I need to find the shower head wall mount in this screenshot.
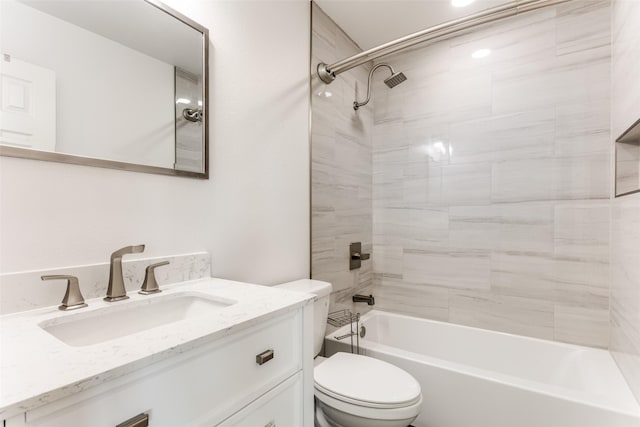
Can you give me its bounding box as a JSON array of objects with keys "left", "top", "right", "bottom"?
[{"left": 353, "top": 63, "right": 407, "bottom": 111}]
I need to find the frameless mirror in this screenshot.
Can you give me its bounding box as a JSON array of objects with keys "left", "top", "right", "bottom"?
[{"left": 0, "top": 0, "right": 209, "bottom": 178}]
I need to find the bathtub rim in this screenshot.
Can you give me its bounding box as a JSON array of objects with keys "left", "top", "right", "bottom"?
[{"left": 325, "top": 309, "right": 640, "bottom": 418}]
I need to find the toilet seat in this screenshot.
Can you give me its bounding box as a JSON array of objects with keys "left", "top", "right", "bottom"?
[
  {"left": 315, "top": 387, "right": 423, "bottom": 421},
  {"left": 314, "top": 352, "right": 422, "bottom": 420}
]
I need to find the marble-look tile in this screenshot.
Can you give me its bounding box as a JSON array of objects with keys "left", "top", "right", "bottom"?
[
  {"left": 374, "top": 207, "right": 449, "bottom": 244},
  {"left": 554, "top": 304, "right": 609, "bottom": 348},
  {"left": 449, "top": 108, "right": 555, "bottom": 164},
  {"left": 0, "top": 252, "right": 211, "bottom": 315},
  {"left": 495, "top": 202, "right": 555, "bottom": 254},
  {"left": 449, "top": 290, "right": 555, "bottom": 340},
  {"left": 490, "top": 252, "right": 557, "bottom": 302},
  {"left": 371, "top": 278, "right": 449, "bottom": 321},
  {"left": 553, "top": 201, "right": 610, "bottom": 260},
  {"left": 448, "top": 205, "right": 499, "bottom": 251},
  {"left": 372, "top": 244, "right": 403, "bottom": 278},
  {"left": 555, "top": 101, "right": 611, "bottom": 157},
  {"left": 552, "top": 256, "right": 609, "bottom": 309},
  {"left": 492, "top": 45, "right": 609, "bottom": 115},
  {"left": 450, "top": 7, "right": 557, "bottom": 73},
  {"left": 314, "top": 0, "right": 614, "bottom": 349},
  {"left": 556, "top": 0, "right": 611, "bottom": 56},
  {"left": 610, "top": 190, "right": 640, "bottom": 401},
  {"left": 612, "top": 0, "right": 640, "bottom": 137},
  {"left": 404, "top": 248, "right": 491, "bottom": 290},
  {"left": 491, "top": 155, "right": 610, "bottom": 202},
  {"left": 442, "top": 163, "right": 492, "bottom": 205},
  {"left": 311, "top": 5, "right": 373, "bottom": 313}
]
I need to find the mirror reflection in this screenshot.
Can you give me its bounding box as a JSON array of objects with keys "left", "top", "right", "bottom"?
[{"left": 0, "top": 0, "right": 208, "bottom": 177}]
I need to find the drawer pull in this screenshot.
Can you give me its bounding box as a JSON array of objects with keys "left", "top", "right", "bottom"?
[
  {"left": 116, "top": 413, "right": 148, "bottom": 427},
  {"left": 256, "top": 349, "right": 274, "bottom": 365}
]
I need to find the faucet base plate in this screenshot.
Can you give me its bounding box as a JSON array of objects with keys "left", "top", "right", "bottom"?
[
  {"left": 59, "top": 303, "right": 88, "bottom": 311},
  {"left": 104, "top": 295, "right": 130, "bottom": 302},
  {"left": 138, "top": 289, "right": 162, "bottom": 295}
]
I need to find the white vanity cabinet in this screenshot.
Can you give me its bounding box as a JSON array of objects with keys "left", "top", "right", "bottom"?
[{"left": 4, "top": 308, "right": 312, "bottom": 427}]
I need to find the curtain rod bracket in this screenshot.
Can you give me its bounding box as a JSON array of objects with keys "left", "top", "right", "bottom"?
[{"left": 317, "top": 63, "right": 336, "bottom": 84}]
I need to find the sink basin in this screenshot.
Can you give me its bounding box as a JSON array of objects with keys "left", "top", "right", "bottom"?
[{"left": 39, "top": 293, "right": 235, "bottom": 347}]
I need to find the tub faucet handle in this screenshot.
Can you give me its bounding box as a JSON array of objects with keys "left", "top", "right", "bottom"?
[
  {"left": 139, "top": 261, "right": 169, "bottom": 295},
  {"left": 42, "top": 275, "right": 87, "bottom": 311},
  {"left": 349, "top": 242, "right": 371, "bottom": 270}
]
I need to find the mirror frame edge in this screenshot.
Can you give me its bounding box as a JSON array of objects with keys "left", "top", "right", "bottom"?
[{"left": 0, "top": 0, "right": 210, "bottom": 180}]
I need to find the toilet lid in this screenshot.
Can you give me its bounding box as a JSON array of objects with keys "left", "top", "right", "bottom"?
[{"left": 314, "top": 352, "right": 421, "bottom": 407}]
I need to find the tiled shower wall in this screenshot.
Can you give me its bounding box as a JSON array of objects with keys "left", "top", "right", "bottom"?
[
  {"left": 369, "top": 0, "right": 612, "bottom": 347},
  {"left": 311, "top": 3, "right": 374, "bottom": 314},
  {"left": 610, "top": 0, "right": 640, "bottom": 402}
]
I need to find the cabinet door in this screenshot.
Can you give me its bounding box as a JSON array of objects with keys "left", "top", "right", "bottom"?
[{"left": 217, "top": 373, "right": 302, "bottom": 427}]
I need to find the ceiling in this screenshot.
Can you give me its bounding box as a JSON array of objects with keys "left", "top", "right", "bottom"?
[{"left": 314, "top": 0, "right": 514, "bottom": 51}]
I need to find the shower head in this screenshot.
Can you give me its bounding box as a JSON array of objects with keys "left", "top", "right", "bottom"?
[
  {"left": 354, "top": 63, "right": 407, "bottom": 110},
  {"left": 384, "top": 71, "right": 407, "bottom": 88}
]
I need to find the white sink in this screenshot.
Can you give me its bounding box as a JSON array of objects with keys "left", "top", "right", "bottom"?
[{"left": 39, "top": 292, "right": 236, "bottom": 346}]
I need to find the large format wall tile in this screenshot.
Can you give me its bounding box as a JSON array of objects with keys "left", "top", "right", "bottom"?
[
  {"left": 311, "top": 4, "right": 373, "bottom": 315},
  {"left": 370, "top": 0, "right": 612, "bottom": 348},
  {"left": 610, "top": 0, "right": 640, "bottom": 403}
]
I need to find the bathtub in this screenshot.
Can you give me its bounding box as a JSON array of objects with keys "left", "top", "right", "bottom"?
[{"left": 324, "top": 310, "right": 640, "bottom": 427}]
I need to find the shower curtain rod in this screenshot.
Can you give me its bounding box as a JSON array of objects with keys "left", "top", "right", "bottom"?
[{"left": 317, "top": 0, "right": 571, "bottom": 84}]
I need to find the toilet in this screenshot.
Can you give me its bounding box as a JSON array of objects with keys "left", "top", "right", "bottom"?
[{"left": 276, "top": 279, "right": 422, "bottom": 427}]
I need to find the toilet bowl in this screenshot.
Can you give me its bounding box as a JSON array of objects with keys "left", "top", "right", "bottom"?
[
  {"left": 314, "top": 352, "right": 422, "bottom": 427},
  {"left": 276, "top": 280, "right": 422, "bottom": 427}
]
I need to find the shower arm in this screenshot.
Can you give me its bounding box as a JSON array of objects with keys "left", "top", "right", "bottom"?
[
  {"left": 354, "top": 64, "right": 395, "bottom": 110},
  {"left": 317, "top": 0, "right": 571, "bottom": 84}
]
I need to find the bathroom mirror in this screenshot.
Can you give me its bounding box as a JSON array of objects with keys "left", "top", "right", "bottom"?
[
  {"left": 0, "top": 0, "right": 209, "bottom": 178},
  {"left": 615, "top": 118, "right": 640, "bottom": 197}
]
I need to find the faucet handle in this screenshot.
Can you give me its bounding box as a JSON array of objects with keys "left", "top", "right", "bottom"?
[
  {"left": 42, "top": 275, "right": 87, "bottom": 311},
  {"left": 139, "top": 261, "right": 169, "bottom": 295}
]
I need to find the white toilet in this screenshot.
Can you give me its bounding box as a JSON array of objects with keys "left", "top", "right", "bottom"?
[{"left": 276, "top": 279, "right": 422, "bottom": 427}]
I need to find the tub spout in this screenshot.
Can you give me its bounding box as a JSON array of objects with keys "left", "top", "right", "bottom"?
[{"left": 353, "top": 294, "right": 375, "bottom": 306}]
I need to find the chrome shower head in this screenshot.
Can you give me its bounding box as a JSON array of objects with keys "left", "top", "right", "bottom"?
[
  {"left": 384, "top": 72, "right": 407, "bottom": 88},
  {"left": 354, "top": 63, "right": 407, "bottom": 110}
]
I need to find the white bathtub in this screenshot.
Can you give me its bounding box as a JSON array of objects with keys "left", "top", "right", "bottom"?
[{"left": 324, "top": 310, "right": 640, "bottom": 427}]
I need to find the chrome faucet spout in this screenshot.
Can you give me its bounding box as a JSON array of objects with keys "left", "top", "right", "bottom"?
[{"left": 105, "top": 244, "right": 145, "bottom": 302}]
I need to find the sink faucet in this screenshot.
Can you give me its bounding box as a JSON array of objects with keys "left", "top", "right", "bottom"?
[{"left": 104, "top": 245, "right": 145, "bottom": 302}]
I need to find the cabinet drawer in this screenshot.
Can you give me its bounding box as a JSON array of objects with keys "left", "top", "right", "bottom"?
[
  {"left": 217, "top": 372, "right": 302, "bottom": 427},
  {"left": 27, "top": 311, "right": 302, "bottom": 427}
]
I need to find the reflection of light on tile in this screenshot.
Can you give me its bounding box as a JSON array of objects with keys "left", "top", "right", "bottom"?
[
  {"left": 316, "top": 90, "right": 333, "bottom": 98},
  {"left": 452, "top": 0, "right": 475, "bottom": 7},
  {"left": 423, "top": 140, "right": 450, "bottom": 162},
  {"left": 472, "top": 49, "right": 492, "bottom": 59},
  {"left": 176, "top": 98, "right": 191, "bottom": 104},
  {"left": 198, "top": 100, "right": 203, "bottom": 106}
]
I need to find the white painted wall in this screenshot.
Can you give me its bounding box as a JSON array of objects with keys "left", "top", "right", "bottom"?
[{"left": 0, "top": 0, "right": 310, "bottom": 286}]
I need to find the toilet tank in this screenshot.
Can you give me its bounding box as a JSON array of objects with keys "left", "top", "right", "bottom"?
[{"left": 275, "top": 279, "right": 332, "bottom": 357}]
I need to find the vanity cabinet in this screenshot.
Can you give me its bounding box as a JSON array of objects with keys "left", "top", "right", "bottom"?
[{"left": 6, "top": 309, "right": 310, "bottom": 427}]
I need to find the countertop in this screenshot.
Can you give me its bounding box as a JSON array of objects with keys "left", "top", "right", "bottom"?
[{"left": 0, "top": 278, "right": 314, "bottom": 420}]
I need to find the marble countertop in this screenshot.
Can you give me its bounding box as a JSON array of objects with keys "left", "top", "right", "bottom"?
[{"left": 0, "top": 278, "right": 314, "bottom": 420}]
